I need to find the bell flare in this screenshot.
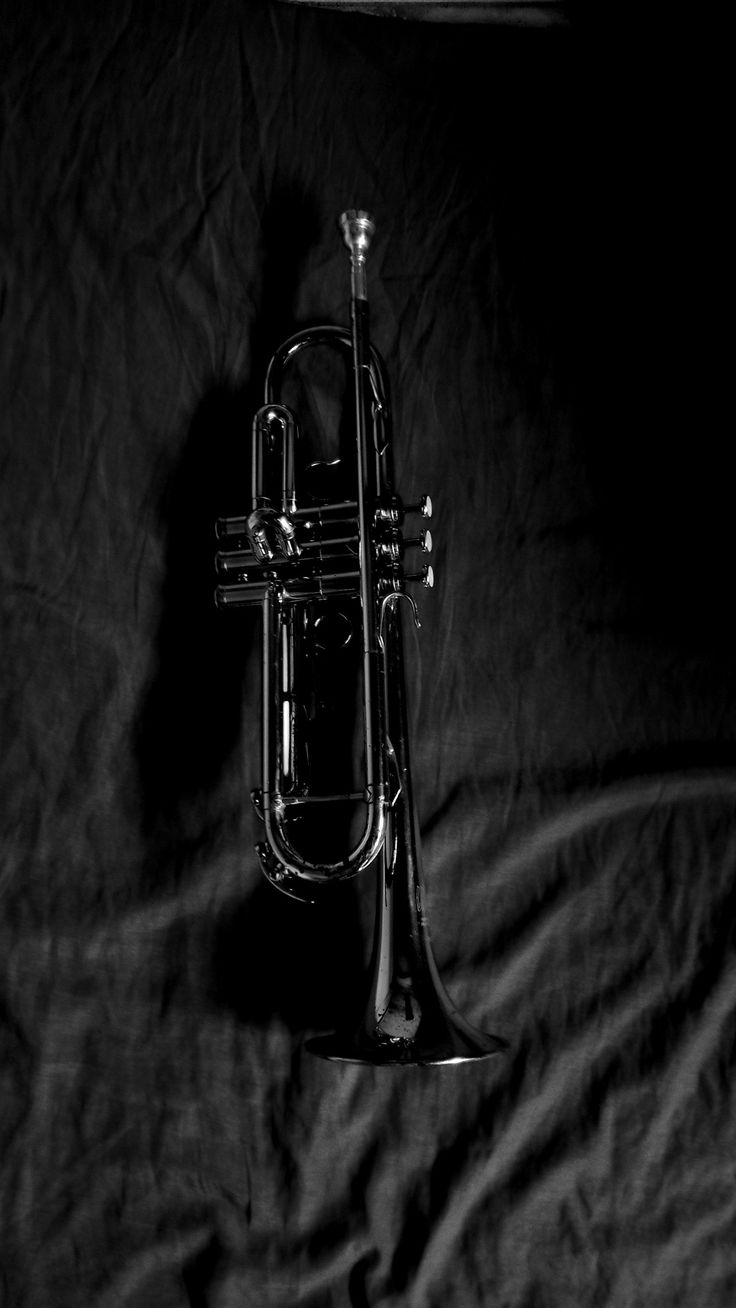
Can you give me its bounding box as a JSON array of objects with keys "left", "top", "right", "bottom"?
[
  {"left": 304, "top": 1031, "right": 508, "bottom": 1068},
  {"left": 305, "top": 1018, "right": 508, "bottom": 1067},
  {"left": 305, "top": 951, "right": 508, "bottom": 1067},
  {"left": 303, "top": 807, "right": 508, "bottom": 1067}
]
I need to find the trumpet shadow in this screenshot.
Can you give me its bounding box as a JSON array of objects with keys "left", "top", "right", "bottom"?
[
  {"left": 132, "top": 185, "right": 323, "bottom": 874},
  {"left": 133, "top": 185, "right": 369, "bottom": 1027},
  {"left": 210, "top": 877, "right": 367, "bottom": 1032},
  {"left": 132, "top": 382, "right": 255, "bottom": 873}
]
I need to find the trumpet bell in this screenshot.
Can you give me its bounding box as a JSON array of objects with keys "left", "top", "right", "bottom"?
[
  {"left": 305, "top": 802, "right": 508, "bottom": 1066},
  {"left": 305, "top": 980, "right": 508, "bottom": 1066}
]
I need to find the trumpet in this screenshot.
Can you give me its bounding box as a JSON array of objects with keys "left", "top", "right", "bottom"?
[{"left": 215, "top": 210, "right": 507, "bottom": 1065}]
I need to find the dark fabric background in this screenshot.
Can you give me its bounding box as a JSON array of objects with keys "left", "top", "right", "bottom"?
[{"left": 1, "top": 4, "right": 734, "bottom": 1305}]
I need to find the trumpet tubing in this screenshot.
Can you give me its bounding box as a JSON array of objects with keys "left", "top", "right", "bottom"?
[{"left": 215, "top": 210, "right": 507, "bottom": 1065}]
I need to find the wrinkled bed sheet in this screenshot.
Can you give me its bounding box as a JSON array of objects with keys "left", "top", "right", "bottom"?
[{"left": 1, "top": 4, "right": 734, "bottom": 1305}]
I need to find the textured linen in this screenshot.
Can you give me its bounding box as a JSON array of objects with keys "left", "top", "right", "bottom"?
[{"left": 1, "top": 5, "right": 733, "bottom": 1305}]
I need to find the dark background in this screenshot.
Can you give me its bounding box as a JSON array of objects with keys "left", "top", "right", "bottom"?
[{"left": 1, "top": 3, "right": 734, "bottom": 1305}]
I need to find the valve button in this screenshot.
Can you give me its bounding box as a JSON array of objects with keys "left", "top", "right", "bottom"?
[{"left": 405, "top": 564, "right": 434, "bottom": 589}]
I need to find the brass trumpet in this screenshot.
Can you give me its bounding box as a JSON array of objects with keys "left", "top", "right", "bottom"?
[{"left": 215, "top": 210, "right": 507, "bottom": 1065}]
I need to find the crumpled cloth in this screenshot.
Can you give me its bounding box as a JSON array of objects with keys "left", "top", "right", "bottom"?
[{"left": 1, "top": 3, "right": 733, "bottom": 1304}]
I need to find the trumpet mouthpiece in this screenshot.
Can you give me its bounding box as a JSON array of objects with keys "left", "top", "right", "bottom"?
[{"left": 340, "top": 210, "right": 375, "bottom": 259}]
